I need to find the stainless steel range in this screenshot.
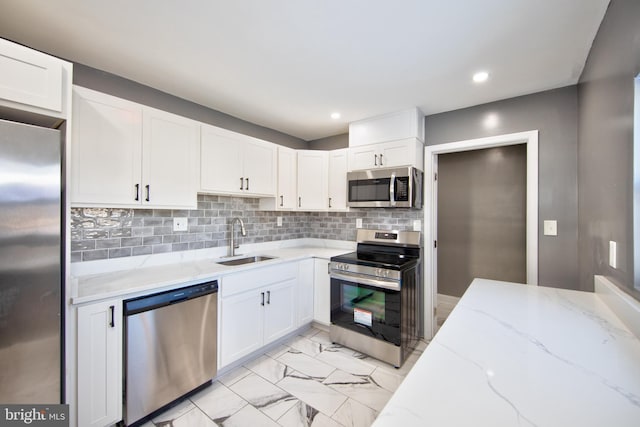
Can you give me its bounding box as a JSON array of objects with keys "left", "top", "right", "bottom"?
[{"left": 329, "top": 229, "right": 421, "bottom": 368}]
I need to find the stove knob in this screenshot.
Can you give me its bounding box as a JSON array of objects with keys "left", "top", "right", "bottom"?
[{"left": 344, "top": 264, "right": 349, "bottom": 271}]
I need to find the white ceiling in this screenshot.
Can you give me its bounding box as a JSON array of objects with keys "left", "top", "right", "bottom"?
[{"left": 0, "top": 0, "right": 609, "bottom": 141}]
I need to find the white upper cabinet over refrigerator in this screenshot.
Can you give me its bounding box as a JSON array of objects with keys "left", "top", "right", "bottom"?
[
  {"left": 200, "top": 124, "right": 276, "bottom": 197},
  {"left": 71, "top": 86, "right": 199, "bottom": 209}
]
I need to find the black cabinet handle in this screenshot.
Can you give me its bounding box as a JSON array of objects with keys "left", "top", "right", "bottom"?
[
  {"left": 328, "top": 197, "right": 332, "bottom": 208},
  {"left": 109, "top": 305, "right": 115, "bottom": 328},
  {"left": 379, "top": 153, "right": 384, "bottom": 166},
  {"left": 246, "top": 178, "right": 249, "bottom": 191},
  {"left": 145, "top": 185, "right": 150, "bottom": 202},
  {"left": 240, "top": 177, "right": 244, "bottom": 190},
  {"left": 134, "top": 184, "right": 140, "bottom": 201},
  {"left": 261, "top": 292, "right": 265, "bottom": 306},
  {"left": 280, "top": 195, "right": 284, "bottom": 207},
  {"left": 298, "top": 197, "right": 301, "bottom": 208},
  {"left": 374, "top": 154, "right": 378, "bottom": 166},
  {"left": 266, "top": 290, "right": 271, "bottom": 305}
]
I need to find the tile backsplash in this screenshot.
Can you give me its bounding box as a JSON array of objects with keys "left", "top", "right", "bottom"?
[{"left": 70, "top": 194, "right": 422, "bottom": 262}]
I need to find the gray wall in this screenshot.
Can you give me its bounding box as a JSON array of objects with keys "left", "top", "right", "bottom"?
[
  {"left": 577, "top": 0, "right": 640, "bottom": 298},
  {"left": 73, "top": 63, "right": 308, "bottom": 149},
  {"left": 308, "top": 133, "right": 349, "bottom": 150},
  {"left": 425, "top": 86, "right": 579, "bottom": 290}
]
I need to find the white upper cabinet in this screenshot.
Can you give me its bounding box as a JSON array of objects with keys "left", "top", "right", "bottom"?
[
  {"left": 349, "top": 107, "right": 424, "bottom": 147},
  {"left": 71, "top": 86, "right": 199, "bottom": 208},
  {"left": 201, "top": 124, "right": 276, "bottom": 197},
  {"left": 142, "top": 107, "right": 200, "bottom": 208},
  {"left": 328, "top": 148, "right": 348, "bottom": 210},
  {"left": 349, "top": 138, "right": 424, "bottom": 171},
  {"left": 0, "top": 38, "right": 68, "bottom": 117},
  {"left": 259, "top": 146, "right": 297, "bottom": 210},
  {"left": 297, "top": 150, "right": 329, "bottom": 210}
]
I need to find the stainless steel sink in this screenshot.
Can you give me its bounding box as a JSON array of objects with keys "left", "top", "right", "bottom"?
[{"left": 216, "top": 255, "right": 275, "bottom": 266}]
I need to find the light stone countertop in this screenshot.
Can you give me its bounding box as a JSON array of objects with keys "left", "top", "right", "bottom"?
[
  {"left": 70, "top": 238, "right": 354, "bottom": 304},
  {"left": 373, "top": 278, "right": 640, "bottom": 427}
]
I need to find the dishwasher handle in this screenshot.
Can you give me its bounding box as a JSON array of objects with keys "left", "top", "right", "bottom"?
[{"left": 124, "top": 280, "right": 218, "bottom": 315}]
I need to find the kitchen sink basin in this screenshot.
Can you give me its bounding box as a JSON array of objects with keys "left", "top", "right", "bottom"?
[{"left": 216, "top": 255, "right": 275, "bottom": 266}]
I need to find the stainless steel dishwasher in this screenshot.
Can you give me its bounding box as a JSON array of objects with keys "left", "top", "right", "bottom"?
[{"left": 124, "top": 280, "right": 218, "bottom": 426}]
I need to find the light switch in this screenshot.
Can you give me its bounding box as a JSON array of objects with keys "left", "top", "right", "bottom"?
[
  {"left": 356, "top": 218, "right": 363, "bottom": 228},
  {"left": 609, "top": 241, "right": 617, "bottom": 269},
  {"left": 277, "top": 216, "right": 283, "bottom": 227},
  {"left": 543, "top": 220, "right": 557, "bottom": 236},
  {"left": 173, "top": 217, "right": 188, "bottom": 232},
  {"left": 413, "top": 220, "right": 422, "bottom": 231}
]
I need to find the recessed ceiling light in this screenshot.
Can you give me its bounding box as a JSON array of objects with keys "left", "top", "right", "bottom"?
[
  {"left": 473, "top": 71, "right": 489, "bottom": 83},
  {"left": 330, "top": 112, "right": 341, "bottom": 119}
]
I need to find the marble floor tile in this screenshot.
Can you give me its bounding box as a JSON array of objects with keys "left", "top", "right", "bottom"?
[
  {"left": 228, "top": 373, "right": 297, "bottom": 421},
  {"left": 218, "top": 366, "right": 252, "bottom": 387},
  {"left": 277, "top": 371, "right": 348, "bottom": 416},
  {"left": 278, "top": 400, "right": 343, "bottom": 427},
  {"left": 316, "top": 348, "right": 376, "bottom": 376},
  {"left": 300, "top": 327, "right": 322, "bottom": 338},
  {"left": 323, "top": 370, "right": 393, "bottom": 412},
  {"left": 190, "top": 381, "right": 248, "bottom": 423},
  {"left": 277, "top": 349, "right": 336, "bottom": 380},
  {"left": 308, "top": 330, "right": 333, "bottom": 347},
  {"left": 220, "top": 404, "right": 281, "bottom": 427},
  {"left": 289, "top": 335, "right": 324, "bottom": 357},
  {"left": 369, "top": 367, "right": 405, "bottom": 393},
  {"left": 151, "top": 399, "right": 195, "bottom": 424},
  {"left": 332, "top": 398, "right": 378, "bottom": 427},
  {"left": 154, "top": 406, "right": 216, "bottom": 427},
  {"left": 245, "top": 354, "right": 291, "bottom": 384},
  {"left": 266, "top": 343, "right": 292, "bottom": 359}
]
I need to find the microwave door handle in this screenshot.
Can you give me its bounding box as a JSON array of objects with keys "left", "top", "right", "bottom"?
[{"left": 389, "top": 172, "right": 396, "bottom": 206}]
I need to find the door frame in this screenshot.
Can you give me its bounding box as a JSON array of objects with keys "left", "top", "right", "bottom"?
[{"left": 423, "top": 130, "right": 539, "bottom": 339}]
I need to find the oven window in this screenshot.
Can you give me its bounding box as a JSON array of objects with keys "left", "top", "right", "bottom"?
[
  {"left": 330, "top": 278, "right": 401, "bottom": 345},
  {"left": 349, "top": 178, "right": 391, "bottom": 202},
  {"left": 341, "top": 283, "right": 386, "bottom": 323}
]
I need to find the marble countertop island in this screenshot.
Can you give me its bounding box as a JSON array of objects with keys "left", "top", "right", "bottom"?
[{"left": 373, "top": 278, "right": 640, "bottom": 427}]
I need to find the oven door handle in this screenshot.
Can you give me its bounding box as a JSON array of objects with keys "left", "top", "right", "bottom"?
[{"left": 330, "top": 271, "right": 401, "bottom": 291}]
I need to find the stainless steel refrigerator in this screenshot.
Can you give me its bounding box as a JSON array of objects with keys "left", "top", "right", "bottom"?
[{"left": 0, "top": 118, "right": 62, "bottom": 404}]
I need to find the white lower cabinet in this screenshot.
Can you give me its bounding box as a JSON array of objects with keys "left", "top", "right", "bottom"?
[
  {"left": 76, "top": 299, "right": 122, "bottom": 427},
  {"left": 313, "top": 258, "right": 331, "bottom": 325},
  {"left": 219, "top": 263, "right": 297, "bottom": 368},
  {"left": 298, "top": 259, "right": 314, "bottom": 325}
]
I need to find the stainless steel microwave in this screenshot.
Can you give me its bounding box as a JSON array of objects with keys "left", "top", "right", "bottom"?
[{"left": 347, "top": 166, "right": 423, "bottom": 208}]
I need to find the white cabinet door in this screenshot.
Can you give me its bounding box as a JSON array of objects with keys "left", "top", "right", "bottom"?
[
  {"left": 201, "top": 125, "right": 276, "bottom": 197},
  {"left": 0, "top": 38, "right": 63, "bottom": 113},
  {"left": 200, "top": 124, "right": 244, "bottom": 194},
  {"left": 142, "top": 107, "right": 199, "bottom": 208},
  {"left": 328, "top": 149, "right": 348, "bottom": 210},
  {"left": 297, "top": 259, "right": 314, "bottom": 326},
  {"left": 277, "top": 146, "right": 297, "bottom": 209},
  {"left": 71, "top": 86, "right": 142, "bottom": 206},
  {"left": 263, "top": 279, "right": 297, "bottom": 343},
  {"left": 297, "top": 150, "right": 328, "bottom": 210},
  {"left": 243, "top": 137, "right": 276, "bottom": 196},
  {"left": 219, "top": 290, "right": 264, "bottom": 367},
  {"left": 77, "top": 299, "right": 122, "bottom": 427},
  {"left": 348, "top": 138, "right": 424, "bottom": 171},
  {"left": 313, "top": 259, "right": 331, "bottom": 326}
]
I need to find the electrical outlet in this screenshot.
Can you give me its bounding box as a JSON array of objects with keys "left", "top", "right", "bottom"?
[
  {"left": 543, "top": 220, "right": 557, "bottom": 236},
  {"left": 356, "top": 218, "right": 363, "bottom": 228},
  {"left": 609, "top": 241, "right": 617, "bottom": 268},
  {"left": 277, "top": 216, "right": 283, "bottom": 227},
  {"left": 413, "top": 220, "right": 422, "bottom": 231},
  {"left": 173, "top": 217, "right": 188, "bottom": 232}
]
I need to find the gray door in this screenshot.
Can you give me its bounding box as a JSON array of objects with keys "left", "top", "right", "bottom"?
[
  {"left": 0, "top": 119, "right": 62, "bottom": 404},
  {"left": 437, "top": 144, "right": 527, "bottom": 298}
]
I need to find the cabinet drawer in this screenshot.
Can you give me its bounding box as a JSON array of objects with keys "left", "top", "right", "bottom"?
[{"left": 221, "top": 262, "right": 297, "bottom": 297}]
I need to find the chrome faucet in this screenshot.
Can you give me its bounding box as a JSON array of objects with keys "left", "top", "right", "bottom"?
[{"left": 229, "top": 217, "right": 247, "bottom": 257}]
